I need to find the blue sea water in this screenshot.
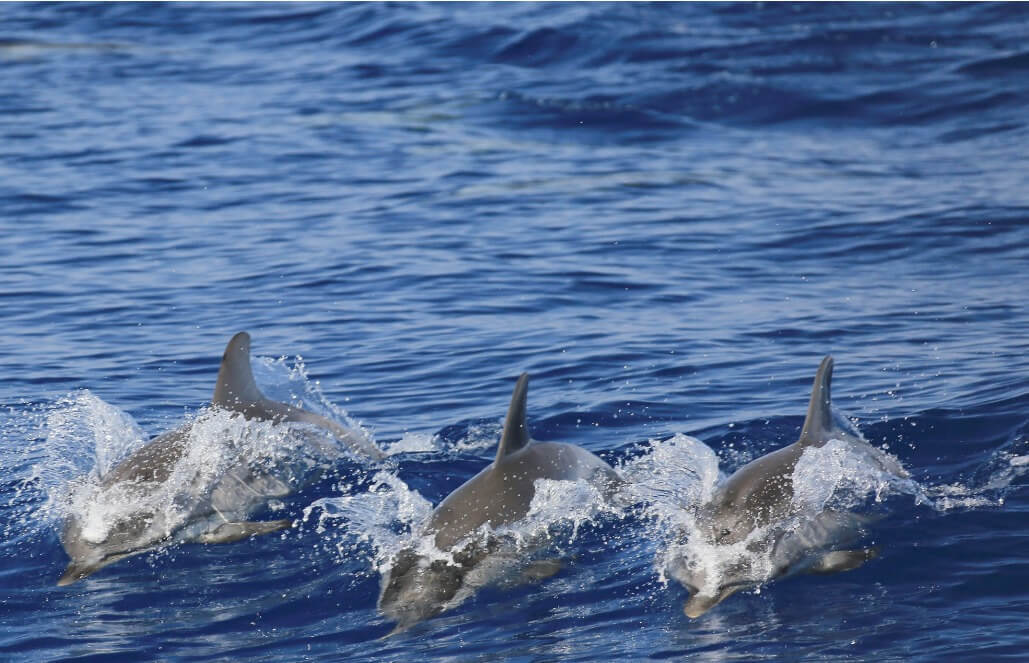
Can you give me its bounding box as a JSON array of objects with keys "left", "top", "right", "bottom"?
[{"left": 1, "top": 2, "right": 1028, "bottom": 660}]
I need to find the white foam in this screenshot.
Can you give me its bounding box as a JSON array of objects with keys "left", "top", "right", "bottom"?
[
  {"left": 305, "top": 466, "right": 630, "bottom": 585},
  {"left": 44, "top": 390, "right": 145, "bottom": 481},
  {"left": 252, "top": 355, "right": 377, "bottom": 456},
  {"left": 304, "top": 471, "right": 434, "bottom": 571},
  {"left": 617, "top": 433, "right": 722, "bottom": 520},
  {"left": 793, "top": 438, "right": 922, "bottom": 512},
  {"left": 382, "top": 432, "right": 438, "bottom": 455},
  {"left": 921, "top": 436, "right": 1028, "bottom": 511},
  {"left": 450, "top": 421, "right": 504, "bottom": 453}
]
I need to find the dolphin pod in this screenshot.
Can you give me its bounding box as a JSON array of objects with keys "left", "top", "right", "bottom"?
[
  {"left": 55, "top": 336, "right": 904, "bottom": 625},
  {"left": 57, "top": 332, "right": 384, "bottom": 586}
]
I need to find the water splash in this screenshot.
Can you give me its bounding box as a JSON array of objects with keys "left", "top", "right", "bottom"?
[
  {"left": 381, "top": 432, "right": 438, "bottom": 455},
  {"left": 925, "top": 427, "right": 1029, "bottom": 510},
  {"left": 304, "top": 470, "right": 434, "bottom": 571},
  {"left": 305, "top": 470, "right": 626, "bottom": 576},
  {"left": 252, "top": 355, "right": 377, "bottom": 455},
  {"left": 793, "top": 438, "right": 926, "bottom": 513},
  {"left": 368, "top": 421, "right": 506, "bottom": 457},
  {"left": 44, "top": 390, "right": 147, "bottom": 481},
  {"left": 617, "top": 433, "right": 722, "bottom": 515}
]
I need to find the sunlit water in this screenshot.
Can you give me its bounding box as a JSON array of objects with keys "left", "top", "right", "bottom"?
[{"left": 1, "top": 3, "right": 1028, "bottom": 661}]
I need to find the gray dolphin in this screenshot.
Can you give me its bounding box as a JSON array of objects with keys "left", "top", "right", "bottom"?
[
  {"left": 377, "top": 373, "right": 622, "bottom": 630},
  {"left": 668, "top": 356, "right": 905, "bottom": 618},
  {"left": 58, "top": 331, "right": 384, "bottom": 586}
]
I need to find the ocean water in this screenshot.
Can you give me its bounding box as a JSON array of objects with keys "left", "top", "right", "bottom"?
[{"left": 1, "top": 2, "right": 1028, "bottom": 660}]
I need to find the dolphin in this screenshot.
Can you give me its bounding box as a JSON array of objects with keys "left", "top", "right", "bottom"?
[
  {"left": 668, "top": 356, "right": 906, "bottom": 618},
  {"left": 377, "top": 373, "right": 622, "bottom": 630},
  {"left": 58, "top": 331, "right": 384, "bottom": 585}
]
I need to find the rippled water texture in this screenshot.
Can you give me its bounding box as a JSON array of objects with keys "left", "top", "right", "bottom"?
[{"left": 1, "top": 3, "right": 1027, "bottom": 661}]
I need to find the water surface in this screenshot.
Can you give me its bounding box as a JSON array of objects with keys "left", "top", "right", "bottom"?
[{"left": 1, "top": 3, "right": 1027, "bottom": 661}]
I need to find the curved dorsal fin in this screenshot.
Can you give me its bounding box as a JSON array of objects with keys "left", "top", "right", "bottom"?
[
  {"left": 495, "top": 373, "right": 531, "bottom": 464},
  {"left": 210, "top": 332, "right": 386, "bottom": 461},
  {"left": 212, "top": 332, "right": 266, "bottom": 409},
  {"left": 798, "top": 356, "right": 834, "bottom": 446}
]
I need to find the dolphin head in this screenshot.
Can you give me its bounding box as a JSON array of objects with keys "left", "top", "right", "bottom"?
[
  {"left": 377, "top": 546, "right": 468, "bottom": 629},
  {"left": 702, "top": 501, "right": 754, "bottom": 547},
  {"left": 665, "top": 544, "right": 741, "bottom": 619},
  {"left": 666, "top": 503, "right": 775, "bottom": 619},
  {"left": 667, "top": 532, "right": 757, "bottom": 619},
  {"left": 57, "top": 510, "right": 161, "bottom": 586}
]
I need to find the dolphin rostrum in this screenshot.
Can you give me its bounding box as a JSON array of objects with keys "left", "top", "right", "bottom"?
[
  {"left": 668, "top": 356, "right": 906, "bottom": 618},
  {"left": 58, "top": 331, "right": 384, "bottom": 585},
  {"left": 377, "top": 373, "right": 622, "bottom": 630}
]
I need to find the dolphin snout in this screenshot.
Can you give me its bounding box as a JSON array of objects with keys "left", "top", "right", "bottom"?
[
  {"left": 57, "top": 562, "right": 96, "bottom": 586},
  {"left": 683, "top": 596, "right": 716, "bottom": 619},
  {"left": 683, "top": 585, "right": 743, "bottom": 619}
]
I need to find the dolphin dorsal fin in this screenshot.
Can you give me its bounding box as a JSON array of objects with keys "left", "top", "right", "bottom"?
[
  {"left": 212, "top": 332, "right": 266, "bottom": 410},
  {"left": 798, "top": 356, "right": 834, "bottom": 446},
  {"left": 495, "top": 373, "right": 531, "bottom": 463}
]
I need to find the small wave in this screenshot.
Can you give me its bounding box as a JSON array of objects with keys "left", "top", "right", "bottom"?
[
  {"left": 957, "top": 50, "right": 1029, "bottom": 76},
  {"left": 377, "top": 424, "right": 503, "bottom": 456},
  {"left": 382, "top": 431, "right": 438, "bottom": 455}
]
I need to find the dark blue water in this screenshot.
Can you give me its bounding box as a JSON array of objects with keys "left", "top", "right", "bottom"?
[{"left": 2, "top": 2, "right": 1028, "bottom": 660}]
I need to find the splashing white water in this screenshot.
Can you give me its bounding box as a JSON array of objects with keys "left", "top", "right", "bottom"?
[
  {"left": 793, "top": 438, "right": 927, "bottom": 512},
  {"left": 381, "top": 432, "right": 438, "bottom": 455},
  {"left": 44, "top": 390, "right": 146, "bottom": 483},
  {"left": 56, "top": 407, "right": 351, "bottom": 551},
  {"left": 252, "top": 355, "right": 377, "bottom": 454},
  {"left": 616, "top": 434, "right": 723, "bottom": 534},
  {"left": 304, "top": 470, "right": 434, "bottom": 571}
]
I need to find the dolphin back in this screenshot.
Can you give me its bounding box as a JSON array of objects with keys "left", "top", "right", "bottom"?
[{"left": 797, "top": 356, "right": 834, "bottom": 446}]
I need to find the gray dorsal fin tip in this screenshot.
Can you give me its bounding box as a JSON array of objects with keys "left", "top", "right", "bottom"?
[
  {"left": 798, "top": 355, "right": 834, "bottom": 445},
  {"left": 495, "top": 373, "right": 531, "bottom": 463},
  {"left": 212, "top": 331, "right": 266, "bottom": 409}
]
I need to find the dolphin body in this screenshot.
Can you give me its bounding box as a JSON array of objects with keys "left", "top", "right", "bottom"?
[
  {"left": 58, "top": 331, "right": 384, "bottom": 586},
  {"left": 668, "top": 356, "right": 906, "bottom": 618},
  {"left": 377, "top": 374, "right": 622, "bottom": 630}
]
